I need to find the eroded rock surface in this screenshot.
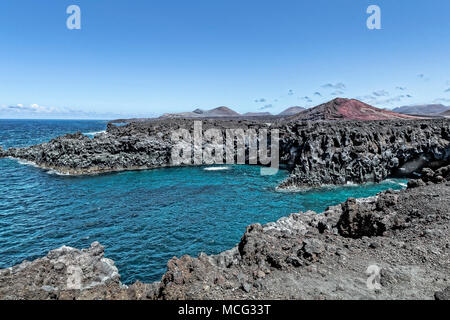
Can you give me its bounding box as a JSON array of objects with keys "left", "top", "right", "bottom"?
[
  {"left": 0, "top": 242, "right": 156, "bottom": 300},
  {"left": 407, "top": 164, "right": 450, "bottom": 188},
  {"left": 1, "top": 119, "right": 450, "bottom": 189},
  {"left": 2, "top": 182, "right": 449, "bottom": 300},
  {"left": 153, "top": 182, "right": 450, "bottom": 300},
  {"left": 277, "top": 120, "right": 450, "bottom": 188}
]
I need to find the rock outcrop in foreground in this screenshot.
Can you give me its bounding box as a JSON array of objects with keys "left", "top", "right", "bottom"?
[
  {"left": 1, "top": 179, "right": 449, "bottom": 300},
  {"left": 0, "top": 242, "right": 155, "bottom": 300}
]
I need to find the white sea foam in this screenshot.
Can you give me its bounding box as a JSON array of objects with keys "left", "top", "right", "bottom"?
[
  {"left": 384, "top": 179, "right": 407, "bottom": 188},
  {"left": 203, "top": 166, "right": 230, "bottom": 171},
  {"left": 16, "top": 159, "right": 39, "bottom": 168},
  {"left": 46, "top": 169, "right": 73, "bottom": 176},
  {"left": 83, "top": 130, "right": 106, "bottom": 136},
  {"left": 13, "top": 157, "right": 72, "bottom": 176}
]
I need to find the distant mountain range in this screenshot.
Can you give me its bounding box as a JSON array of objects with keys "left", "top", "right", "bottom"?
[
  {"left": 157, "top": 98, "right": 430, "bottom": 121},
  {"left": 160, "top": 106, "right": 306, "bottom": 118},
  {"left": 160, "top": 106, "right": 240, "bottom": 118},
  {"left": 392, "top": 104, "right": 450, "bottom": 116},
  {"left": 288, "top": 98, "right": 422, "bottom": 121},
  {"left": 242, "top": 112, "right": 272, "bottom": 117}
]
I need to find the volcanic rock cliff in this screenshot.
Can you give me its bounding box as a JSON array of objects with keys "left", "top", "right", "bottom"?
[
  {"left": 277, "top": 119, "right": 450, "bottom": 188},
  {"left": 1, "top": 117, "right": 449, "bottom": 189}
]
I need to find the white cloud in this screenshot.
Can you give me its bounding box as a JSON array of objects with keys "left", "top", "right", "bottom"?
[
  {"left": 330, "top": 90, "right": 345, "bottom": 96},
  {"left": 372, "top": 90, "right": 389, "bottom": 97},
  {"left": 357, "top": 94, "right": 410, "bottom": 107},
  {"left": 321, "top": 82, "right": 346, "bottom": 90},
  {"left": 3, "top": 103, "right": 67, "bottom": 114},
  {"left": 417, "top": 74, "right": 430, "bottom": 81},
  {"left": 0, "top": 103, "right": 158, "bottom": 119}
]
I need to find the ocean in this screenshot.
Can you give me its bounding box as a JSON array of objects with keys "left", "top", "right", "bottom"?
[{"left": 0, "top": 119, "right": 407, "bottom": 284}]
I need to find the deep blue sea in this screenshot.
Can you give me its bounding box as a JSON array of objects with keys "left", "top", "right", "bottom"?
[{"left": 0, "top": 119, "right": 407, "bottom": 284}]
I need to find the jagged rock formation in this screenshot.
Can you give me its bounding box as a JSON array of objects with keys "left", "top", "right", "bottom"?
[
  {"left": 435, "top": 287, "right": 450, "bottom": 300},
  {"left": 1, "top": 117, "right": 450, "bottom": 188},
  {"left": 407, "top": 164, "right": 450, "bottom": 188},
  {"left": 0, "top": 242, "right": 156, "bottom": 300},
  {"left": 0, "top": 130, "right": 173, "bottom": 175},
  {"left": 0, "top": 119, "right": 272, "bottom": 175},
  {"left": 154, "top": 182, "right": 450, "bottom": 300},
  {"left": 1, "top": 182, "right": 449, "bottom": 300},
  {"left": 277, "top": 119, "right": 450, "bottom": 189}
]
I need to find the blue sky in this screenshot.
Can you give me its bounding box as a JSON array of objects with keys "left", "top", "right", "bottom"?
[{"left": 1, "top": 0, "right": 450, "bottom": 119}]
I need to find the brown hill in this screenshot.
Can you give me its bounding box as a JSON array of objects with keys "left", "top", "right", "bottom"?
[
  {"left": 279, "top": 106, "right": 305, "bottom": 116},
  {"left": 160, "top": 106, "right": 240, "bottom": 118},
  {"left": 207, "top": 106, "right": 240, "bottom": 117},
  {"left": 289, "top": 98, "right": 422, "bottom": 121}
]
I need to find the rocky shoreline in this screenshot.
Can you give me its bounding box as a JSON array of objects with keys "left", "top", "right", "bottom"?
[
  {"left": 1, "top": 118, "right": 450, "bottom": 189},
  {"left": 1, "top": 118, "right": 450, "bottom": 300},
  {"left": 1, "top": 171, "right": 449, "bottom": 300}
]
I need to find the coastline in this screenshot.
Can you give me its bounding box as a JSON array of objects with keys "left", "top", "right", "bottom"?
[
  {"left": 2, "top": 0, "right": 450, "bottom": 306},
  {"left": 2, "top": 118, "right": 450, "bottom": 189},
  {"left": 1, "top": 117, "right": 450, "bottom": 299},
  {"left": 6, "top": 155, "right": 171, "bottom": 176},
  {"left": 1, "top": 176, "right": 449, "bottom": 300}
]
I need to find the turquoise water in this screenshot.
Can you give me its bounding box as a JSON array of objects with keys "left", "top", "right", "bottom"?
[{"left": 0, "top": 120, "right": 407, "bottom": 284}]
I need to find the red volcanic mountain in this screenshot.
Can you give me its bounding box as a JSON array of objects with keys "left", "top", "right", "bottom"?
[{"left": 289, "top": 98, "right": 422, "bottom": 121}]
